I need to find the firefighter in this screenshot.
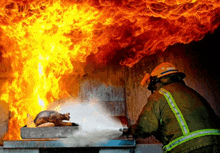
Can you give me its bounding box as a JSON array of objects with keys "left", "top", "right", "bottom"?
[{"left": 128, "top": 62, "right": 220, "bottom": 153}]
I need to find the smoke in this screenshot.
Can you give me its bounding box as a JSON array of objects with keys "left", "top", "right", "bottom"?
[{"left": 48, "top": 98, "right": 124, "bottom": 146}]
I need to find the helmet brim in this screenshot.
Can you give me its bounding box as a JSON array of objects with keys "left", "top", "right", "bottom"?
[
  {"left": 161, "top": 72, "right": 186, "bottom": 80},
  {"left": 141, "top": 72, "right": 186, "bottom": 86},
  {"left": 141, "top": 73, "right": 150, "bottom": 86}
]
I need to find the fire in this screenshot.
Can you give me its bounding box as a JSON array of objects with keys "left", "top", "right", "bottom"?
[
  {"left": 0, "top": 0, "right": 110, "bottom": 140},
  {"left": 0, "top": 0, "right": 219, "bottom": 140}
]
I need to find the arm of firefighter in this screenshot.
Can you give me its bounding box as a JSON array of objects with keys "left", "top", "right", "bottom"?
[{"left": 129, "top": 97, "right": 159, "bottom": 139}]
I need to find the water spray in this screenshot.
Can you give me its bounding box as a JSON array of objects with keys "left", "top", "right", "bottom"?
[{"left": 47, "top": 98, "right": 127, "bottom": 146}]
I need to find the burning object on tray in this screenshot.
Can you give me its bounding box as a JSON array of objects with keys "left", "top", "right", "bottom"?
[
  {"left": 21, "top": 110, "right": 79, "bottom": 139},
  {"left": 34, "top": 110, "right": 71, "bottom": 127}
]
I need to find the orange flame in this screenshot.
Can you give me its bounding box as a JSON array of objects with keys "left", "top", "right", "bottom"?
[
  {"left": 0, "top": 0, "right": 219, "bottom": 140},
  {"left": 0, "top": 0, "right": 109, "bottom": 140}
]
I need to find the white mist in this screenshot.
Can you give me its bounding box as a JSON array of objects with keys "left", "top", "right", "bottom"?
[{"left": 49, "top": 98, "right": 124, "bottom": 146}]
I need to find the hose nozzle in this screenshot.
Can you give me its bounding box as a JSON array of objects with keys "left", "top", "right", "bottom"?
[{"left": 119, "top": 127, "right": 128, "bottom": 132}]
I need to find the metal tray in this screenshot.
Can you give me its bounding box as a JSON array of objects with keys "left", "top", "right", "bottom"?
[{"left": 20, "top": 123, "right": 79, "bottom": 139}]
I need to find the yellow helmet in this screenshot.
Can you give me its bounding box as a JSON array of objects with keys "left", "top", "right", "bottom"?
[{"left": 141, "top": 62, "right": 185, "bottom": 86}]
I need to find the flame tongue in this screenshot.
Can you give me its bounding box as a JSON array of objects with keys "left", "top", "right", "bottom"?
[
  {"left": 0, "top": 0, "right": 220, "bottom": 140},
  {"left": 1, "top": 1, "right": 104, "bottom": 140},
  {"left": 74, "top": 0, "right": 220, "bottom": 66}
]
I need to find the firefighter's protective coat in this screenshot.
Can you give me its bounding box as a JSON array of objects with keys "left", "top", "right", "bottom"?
[{"left": 130, "top": 82, "right": 220, "bottom": 153}]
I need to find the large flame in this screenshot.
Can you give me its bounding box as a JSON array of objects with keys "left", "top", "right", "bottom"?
[{"left": 0, "top": 0, "right": 219, "bottom": 140}]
